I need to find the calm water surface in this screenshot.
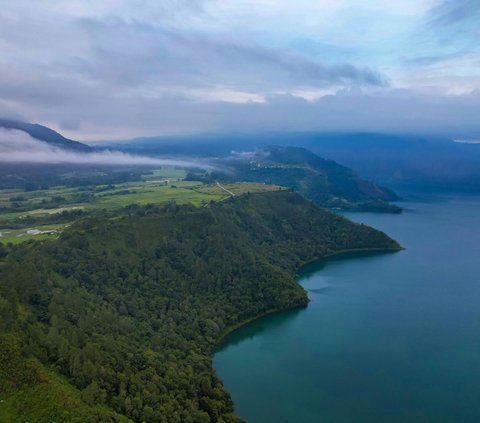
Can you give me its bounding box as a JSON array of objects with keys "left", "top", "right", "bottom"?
[{"left": 213, "top": 193, "right": 480, "bottom": 422}]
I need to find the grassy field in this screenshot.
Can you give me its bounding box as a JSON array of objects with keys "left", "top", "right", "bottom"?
[
  {"left": 0, "top": 167, "right": 285, "bottom": 244},
  {"left": 0, "top": 181, "right": 221, "bottom": 220},
  {"left": 196, "top": 182, "right": 286, "bottom": 196},
  {"left": 143, "top": 167, "right": 187, "bottom": 180},
  {"left": 0, "top": 223, "right": 67, "bottom": 244},
  {"left": 0, "top": 167, "right": 188, "bottom": 213},
  {"left": 92, "top": 181, "right": 219, "bottom": 209},
  {"left": 0, "top": 186, "right": 82, "bottom": 211}
]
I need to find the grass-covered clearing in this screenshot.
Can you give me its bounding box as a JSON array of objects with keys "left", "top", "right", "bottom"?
[{"left": 0, "top": 166, "right": 285, "bottom": 244}]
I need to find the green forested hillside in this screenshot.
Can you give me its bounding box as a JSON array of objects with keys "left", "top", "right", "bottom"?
[
  {"left": 199, "top": 146, "right": 401, "bottom": 213},
  {"left": 0, "top": 191, "right": 400, "bottom": 422}
]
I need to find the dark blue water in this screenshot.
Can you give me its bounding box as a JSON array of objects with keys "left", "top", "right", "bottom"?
[{"left": 213, "top": 193, "right": 480, "bottom": 422}]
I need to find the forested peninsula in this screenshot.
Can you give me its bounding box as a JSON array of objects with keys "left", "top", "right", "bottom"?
[{"left": 0, "top": 190, "right": 400, "bottom": 422}]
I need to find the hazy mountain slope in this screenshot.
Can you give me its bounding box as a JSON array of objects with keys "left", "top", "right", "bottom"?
[
  {"left": 0, "top": 120, "right": 149, "bottom": 190},
  {"left": 200, "top": 146, "right": 401, "bottom": 212},
  {"left": 295, "top": 133, "right": 480, "bottom": 191},
  {"left": 0, "top": 118, "right": 91, "bottom": 152}
]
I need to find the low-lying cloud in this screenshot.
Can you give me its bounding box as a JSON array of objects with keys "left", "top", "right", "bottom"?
[
  {"left": 230, "top": 150, "right": 271, "bottom": 160},
  {"left": 0, "top": 129, "right": 212, "bottom": 169}
]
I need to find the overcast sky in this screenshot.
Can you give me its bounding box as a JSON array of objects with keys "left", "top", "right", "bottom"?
[{"left": 0, "top": 0, "right": 479, "bottom": 140}]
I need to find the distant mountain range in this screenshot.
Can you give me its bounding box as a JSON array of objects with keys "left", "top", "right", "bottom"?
[
  {"left": 0, "top": 118, "right": 91, "bottom": 152},
  {"left": 0, "top": 119, "right": 402, "bottom": 211},
  {"left": 109, "top": 132, "right": 480, "bottom": 191},
  {"left": 8, "top": 118, "right": 479, "bottom": 193},
  {"left": 287, "top": 133, "right": 480, "bottom": 192}
]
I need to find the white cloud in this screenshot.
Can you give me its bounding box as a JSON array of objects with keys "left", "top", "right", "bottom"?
[{"left": 0, "top": 129, "right": 213, "bottom": 168}]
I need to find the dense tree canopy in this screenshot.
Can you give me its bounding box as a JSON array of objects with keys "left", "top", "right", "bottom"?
[{"left": 0, "top": 191, "right": 400, "bottom": 422}]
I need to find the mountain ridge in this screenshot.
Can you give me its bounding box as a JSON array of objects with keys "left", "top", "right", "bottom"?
[
  {"left": 191, "top": 145, "right": 401, "bottom": 213},
  {"left": 0, "top": 118, "right": 91, "bottom": 152}
]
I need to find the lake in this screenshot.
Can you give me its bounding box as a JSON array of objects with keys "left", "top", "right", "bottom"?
[{"left": 213, "top": 193, "right": 480, "bottom": 422}]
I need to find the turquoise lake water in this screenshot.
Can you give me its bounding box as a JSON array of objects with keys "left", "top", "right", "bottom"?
[{"left": 213, "top": 193, "right": 480, "bottom": 422}]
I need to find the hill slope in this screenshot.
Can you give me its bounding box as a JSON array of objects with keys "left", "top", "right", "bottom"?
[
  {"left": 0, "top": 118, "right": 91, "bottom": 152},
  {"left": 200, "top": 146, "right": 401, "bottom": 212},
  {"left": 0, "top": 190, "right": 400, "bottom": 422}
]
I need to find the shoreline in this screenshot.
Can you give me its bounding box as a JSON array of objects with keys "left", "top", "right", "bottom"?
[
  {"left": 213, "top": 245, "right": 402, "bottom": 351},
  {"left": 214, "top": 305, "right": 307, "bottom": 352}
]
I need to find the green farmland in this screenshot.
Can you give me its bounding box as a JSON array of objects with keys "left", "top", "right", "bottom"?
[{"left": 0, "top": 168, "right": 282, "bottom": 244}]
